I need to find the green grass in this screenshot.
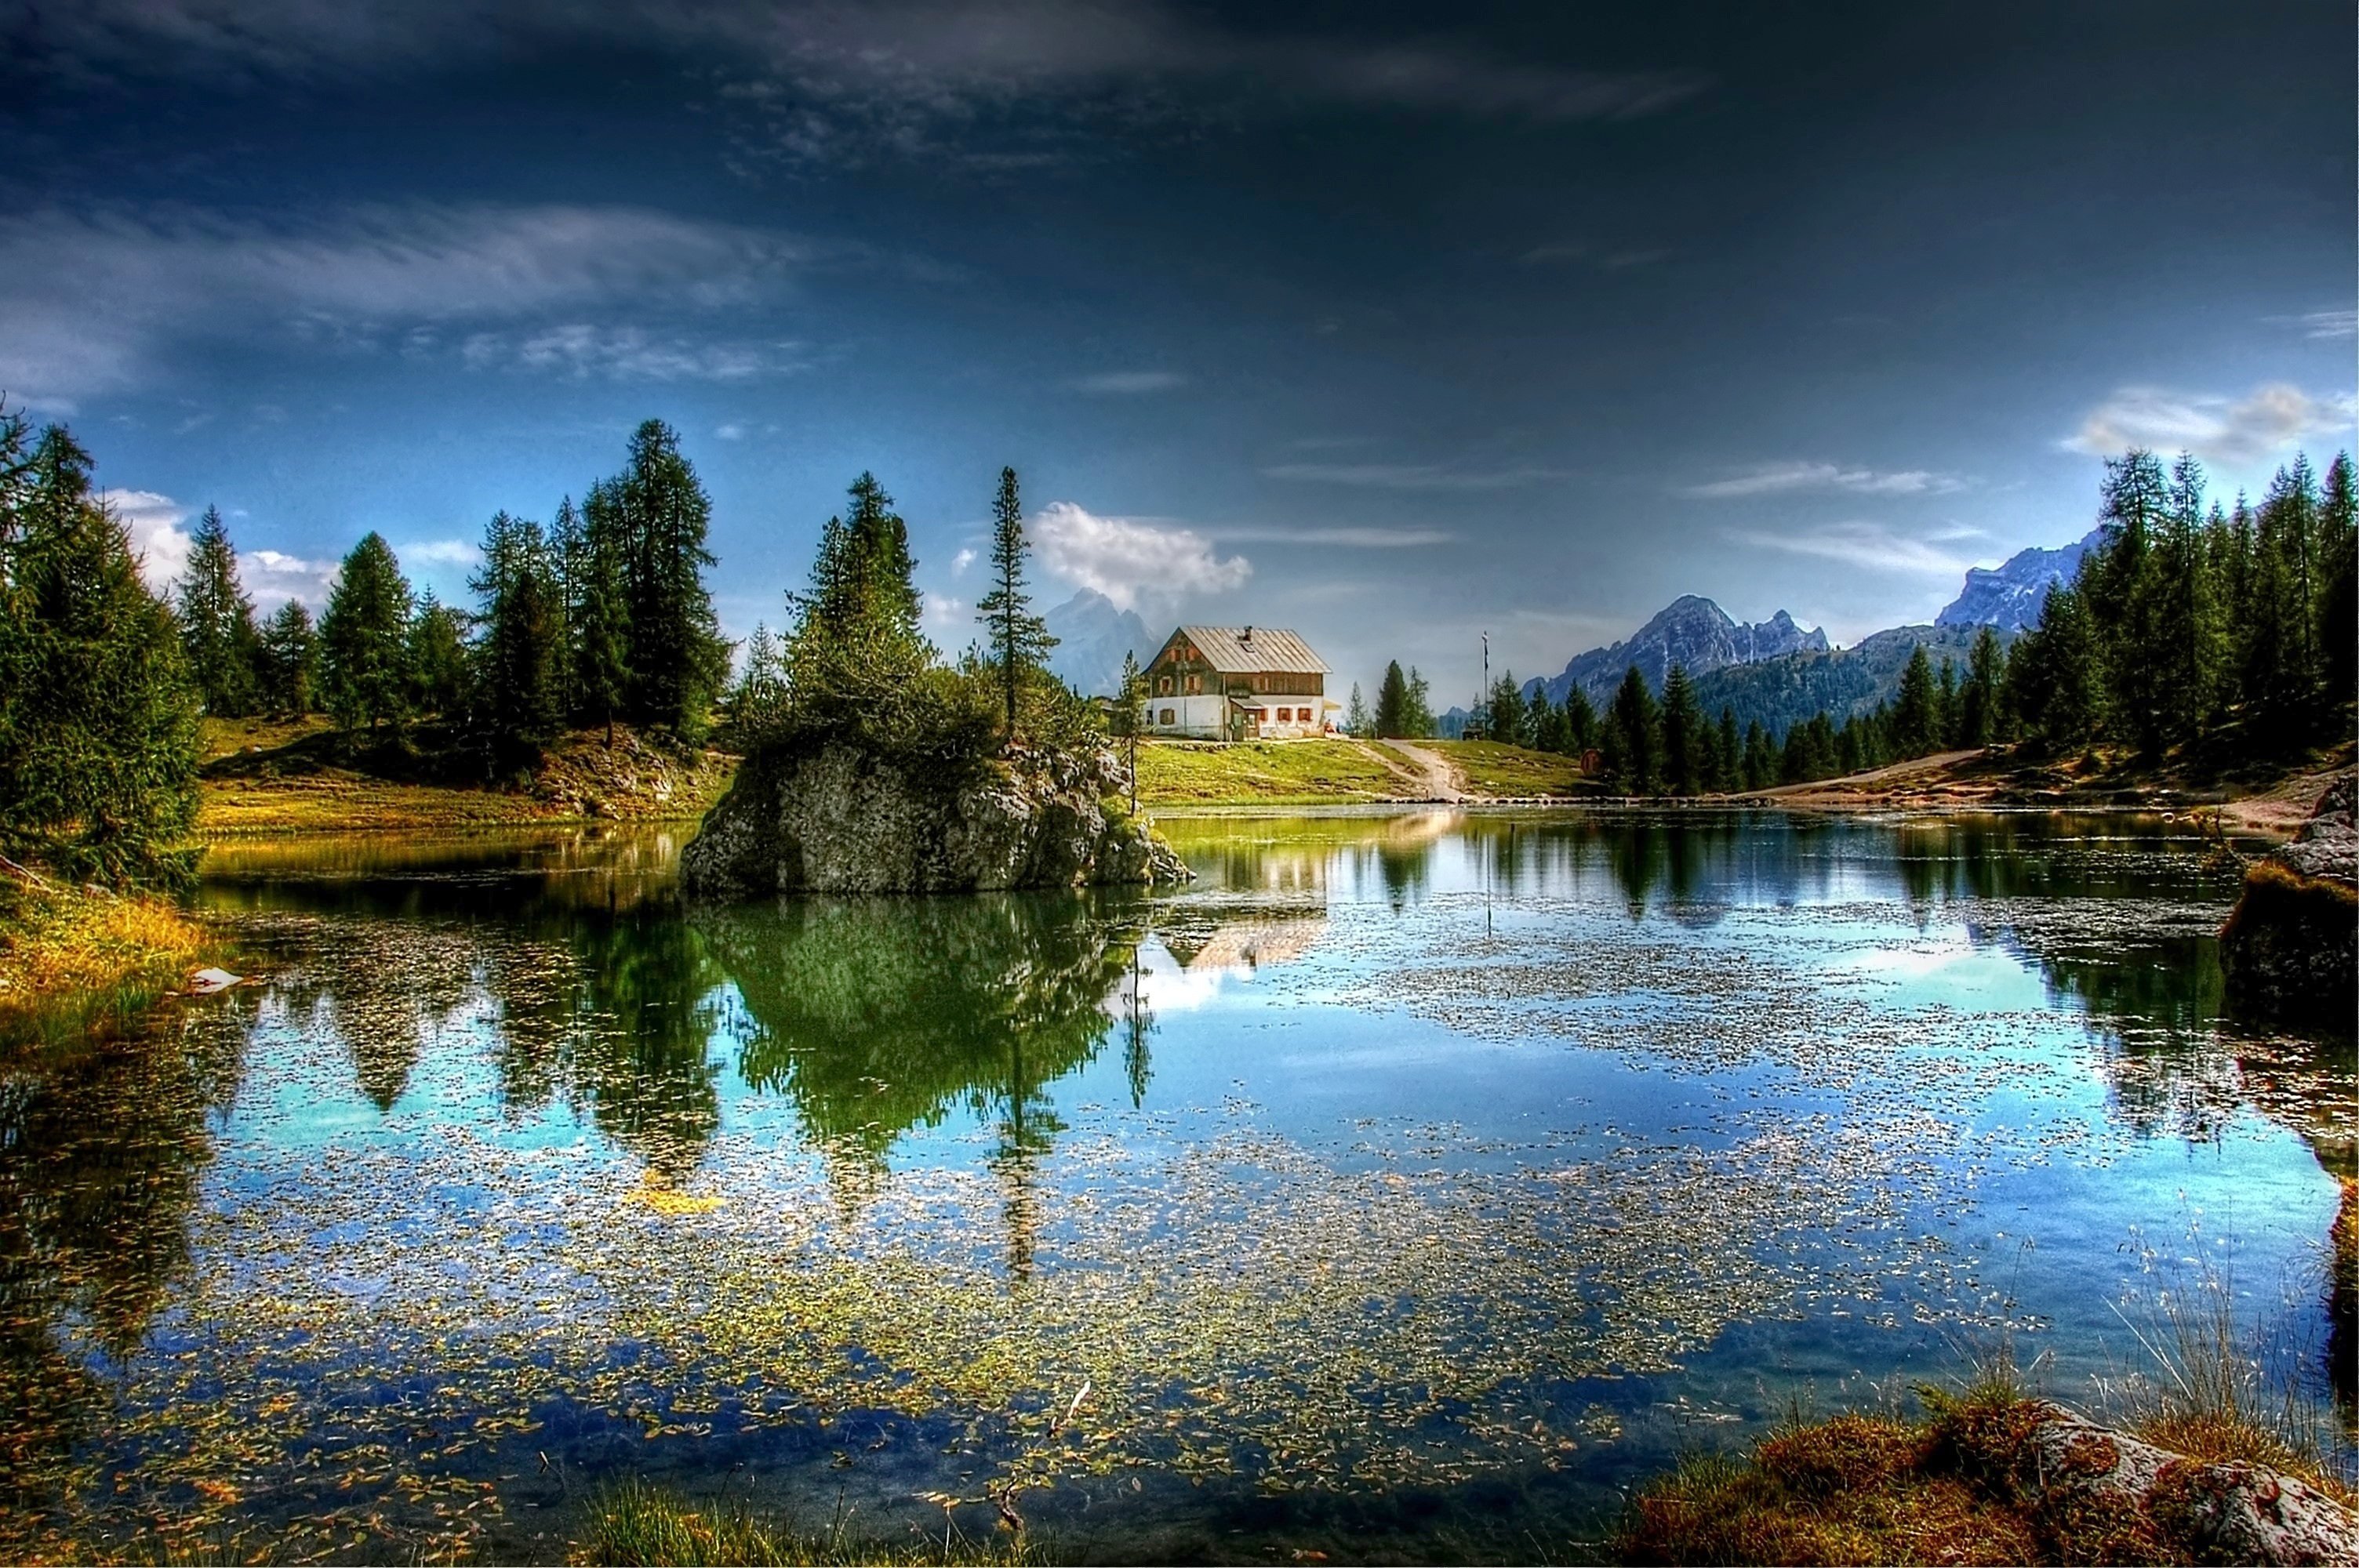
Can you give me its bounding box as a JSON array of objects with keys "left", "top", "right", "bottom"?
[
  {"left": 1428, "top": 739, "right": 1598, "bottom": 798},
  {"left": 573, "top": 1479, "right": 1045, "bottom": 1566},
  {"left": 0, "top": 874, "right": 210, "bottom": 1041},
  {"left": 1135, "top": 738, "right": 1408, "bottom": 805}
]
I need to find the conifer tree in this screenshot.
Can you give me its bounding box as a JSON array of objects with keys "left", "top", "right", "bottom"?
[
  {"left": 1565, "top": 684, "right": 1598, "bottom": 756},
  {"left": 573, "top": 481, "right": 631, "bottom": 743},
  {"left": 0, "top": 419, "right": 201, "bottom": 884},
  {"left": 549, "top": 494, "right": 585, "bottom": 720},
  {"left": 175, "top": 504, "right": 264, "bottom": 717},
  {"left": 1374, "top": 661, "right": 1410, "bottom": 738},
  {"left": 1401, "top": 666, "right": 1435, "bottom": 739},
  {"left": 1114, "top": 651, "right": 1147, "bottom": 812},
  {"left": 258, "top": 599, "right": 319, "bottom": 715},
  {"left": 1890, "top": 643, "right": 1940, "bottom": 757},
  {"left": 1487, "top": 670, "right": 1527, "bottom": 746},
  {"left": 725, "top": 622, "right": 787, "bottom": 746},
  {"left": 320, "top": 532, "right": 414, "bottom": 734},
  {"left": 1742, "top": 720, "right": 1776, "bottom": 792},
  {"left": 2005, "top": 580, "right": 2102, "bottom": 750},
  {"left": 1958, "top": 625, "right": 2005, "bottom": 747},
  {"left": 1658, "top": 663, "right": 1702, "bottom": 793},
  {"left": 1607, "top": 665, "right": 1658, "bottom": 793},
  {"left": 1345, "top": 681, "right": 1369, "bottom": 735},
  {"left": 471, "top": 510, "right": 566, "bottom": 754},
  {"left": 2321, "top": 454, "right": 2357, "bottom": 706},
  {"left": 611, "top": 419, "right": 727, "bottom": 739},
  {"left": 1714, "top": 706, "right": 1740, "bottom": 793},
  {"left": 975, "top": 466, "right": 1056, "bottom": 738},
  {"left": 405, "top": 590, "right": 469, "bottom": 719}
]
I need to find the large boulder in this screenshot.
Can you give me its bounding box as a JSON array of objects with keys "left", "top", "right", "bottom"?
[
  {"left": 682, "top": 739, "right": 1187, "bottom": 898},
  {"left": 2220, "top": 775, "right": 2357, "bottom": 1023}
]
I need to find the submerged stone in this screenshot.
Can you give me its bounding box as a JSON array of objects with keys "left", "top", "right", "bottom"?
[
  {"left": 2220, "top": 775, "right": 2357, "bottom": 1024},
  {"left": 681, "top": 739, "right": 1190, "bottom": 897}
]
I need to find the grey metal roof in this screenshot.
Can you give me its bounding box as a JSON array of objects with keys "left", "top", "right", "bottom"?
[{"left": 1169, "top": 625, "right": 1330, "bottom": 674}]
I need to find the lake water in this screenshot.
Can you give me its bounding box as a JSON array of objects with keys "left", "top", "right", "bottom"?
[{"left": 3, "top": 810, "right": 2352, "bottom": 1563}]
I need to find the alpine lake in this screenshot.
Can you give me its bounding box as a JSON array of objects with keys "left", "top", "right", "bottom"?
[{"left": 4, "top": 808, "right": 2353, "bottom": 1563}]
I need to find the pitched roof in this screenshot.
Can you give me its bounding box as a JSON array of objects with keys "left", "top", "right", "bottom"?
[{"left": 1168, "top": 625, "right": 1329, "bottom": 674}]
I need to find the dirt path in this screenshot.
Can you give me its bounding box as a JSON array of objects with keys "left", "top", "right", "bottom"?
[{"left": 1371, "top": 740, "right": 1470, "bottom": 801}]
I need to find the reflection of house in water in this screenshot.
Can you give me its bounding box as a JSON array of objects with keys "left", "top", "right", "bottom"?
[{"left": 1158, "top": 913, "right": 1328, "bottom": 974}]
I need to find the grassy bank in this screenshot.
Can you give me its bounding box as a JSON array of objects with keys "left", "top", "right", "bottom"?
[
  {"left": 1427, "top": 739, "right": 1598, "bottom": 797},
  {"left": 0, "top": 873, "right": 209, "bottom": 1036},
  {"left": 574, "top": 1480, "right": 1041, "bottom": 1566},
  {"left": 197, "top": 717, "right": 737, "bottom": 836},
  {"left": 1135, "top": 737, "right": 1410, "bottom": 805}
]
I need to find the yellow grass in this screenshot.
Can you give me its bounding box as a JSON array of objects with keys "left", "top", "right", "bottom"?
[
  {"left": 0, "top": 877, "right": 209, "bottom": 1023},
  {"left": 1428, "top": 739, "right": 1597, "bottom": 797},
  {"left": 1134, "top": 738, "right": 1408, "bottom": 805}
]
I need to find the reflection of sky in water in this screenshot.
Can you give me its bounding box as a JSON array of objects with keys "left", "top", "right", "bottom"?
[{"left": 2, "top": 813, "right": 2349, "bottom": 1562}]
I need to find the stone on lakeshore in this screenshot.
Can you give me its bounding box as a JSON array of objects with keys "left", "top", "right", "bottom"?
[{"left": 2220, "top": 774, "right": 2357, "bottom": 1023}]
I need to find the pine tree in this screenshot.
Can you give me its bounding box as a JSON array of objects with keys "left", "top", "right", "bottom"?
[
  {"left": 1714, "top": 706, "right": 1740, "bottom": 793},
  {"left": 573, "top": 481, "right": 632, "bottom": 743},
  {"left": 1345, "top": 681, "right": 1369, "bottom": 735},
  {"left": 471, "top": 510, "right": 566, "bottom": 755},
  {"left": 1607, "top": 665, "right": 1658, "bottom": 793},
  {"left": 1374, "top": 661, "right": 1410, "bottom": 738},
  {"left": 611, "top": 419, "right": 727, "bottom": 739},
  {"left": 549, "top": 494, "right": 585, "bottom": 721},
  {"left": 174, "top": 505, "right": 264, "bottom": 717},
  {"left": 2005, "top": 580, "right": 2102, "bottom": 750},
  {"left": 725, "top": 622, "right": 787, "bottom": 746},
  {"left": 2320, "top": 453, "right": 2357, "bottom": 707},
  {"left": 405, "top": 590, "right": 469, "bottom": 719},
  {"left": 1565, "top": 685, "right": 1598, "bottom": 755},
  {"left": 1657, "top": 663, "right": 1703, "bottom": 793},
  {"left": 1889, "top": 643, "right": 1939, "bottom": 757},
  {"left": 1958, "top": 625, "right": 2005, "bottom": 747},
  {"left": 1113, "top": 651, "right": 1147, "bottom": 812},
  {"left": 320, "top": 533, "right": 413, "bottom": 733},
  {"left": 1487, "top": 670, "right": 1527, "bottom": 747},
  {"left": 1741, "top": 720, "right": 1775, "bottom": 792},
  {"left": 1402, "top": 666, "right": 1435, "bottom": 739},
  {"left": 975, "top": 466, "right": 1056, "bottom": 739},
  {"left": 258, "top": 599, "right": 319, "bottom": 715},
  {"left": 783, "top": 473, "right": 937, "bottom": 740},
  {"left": 0, "top": 420, "right": 202, "bottom": 884}
]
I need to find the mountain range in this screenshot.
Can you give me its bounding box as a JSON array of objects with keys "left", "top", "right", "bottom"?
[
  {"left": 1527, "top": 596, "right": 1831, "bottom": 712},
  {"left": 1933, "top": 528, "right": 2103, "bottom": 633},
  {"left": 1042, "top": 589, "right": 1153, "bottom": 696}
]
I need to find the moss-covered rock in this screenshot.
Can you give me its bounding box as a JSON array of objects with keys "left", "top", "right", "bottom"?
[
  {"left": 2219, "top": 774, "right": 2356, "bottom": 1024},
  {"left": 681, "top": 739, "right": 1187, "bottom": 897}
]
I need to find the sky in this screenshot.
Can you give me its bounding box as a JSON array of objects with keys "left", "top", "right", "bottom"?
[{"left": 5, "top": 0, "right": 2353, "bottom": 705}]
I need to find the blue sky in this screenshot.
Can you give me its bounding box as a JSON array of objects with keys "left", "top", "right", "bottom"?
[{"left": 5, "top": 0, "right": 2351, "bottom": 703}]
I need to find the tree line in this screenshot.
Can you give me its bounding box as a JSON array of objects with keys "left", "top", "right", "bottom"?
[{"left": 1352, "top": 445, "right": 2354, "bottom": 793}]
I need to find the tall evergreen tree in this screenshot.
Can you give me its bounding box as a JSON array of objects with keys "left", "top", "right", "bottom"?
[
  {"left": 1889, "top": 643, "right": 1940, "bottom": 757},
  {"left": 611, "top": 419, "right": 727, "bottom": 739},
  {"left": 1401, "top": 666, "right": 1435, "bottom": 739},
  {"left": 2320, "top": 454, "right": 2357, "bottom": 707},
  {"left": 258, "top": 599, "right": 319, "bottom": 715},
  {"left": 1607, "top": 665, "right": 1659, "bottom": 793},
  {"left": 975, "top": 466, "right": 1056, "bottom": 738},
  {"left": 320, "top": 532, "right": 413, "bottom": 733},
  {"left": 471, "top": 510, "right": 566, "bottom": 754},
  {"left": 1374, "top": 661, "right": 1411, "bottom": 738},
  {"left": 1345, "top": 681, "right": 1369, "bottom": 735},
  {"left": 1957, "top": 625, "right": 2005, "bottom": 748},
  {"left": 1487, "top": 670, "right": 1528, "bottom": 747},
  {"left": 174, "top": 504, "right": 263, "bottom": 717},
  {"left": 1658, "top": 663, "right": 1703, "bottom": 793},
  {"left": 573, "top": 481, "right": 631, "bottom": 743},
  {"left": 405, "top": 590, "right": 469, "bottom": 719},
  {"left": 1564, "top": 684, "right": 1598, "bottom": 755},
  {"left": 0, "top": 420, "right": 201, "bottom": 884},
  {"left": 1714, "top": 706, "right": 1741, "bottom": 793},
  {"left": 1741, "top": 720, "right": 1776, "bottom": 792}
]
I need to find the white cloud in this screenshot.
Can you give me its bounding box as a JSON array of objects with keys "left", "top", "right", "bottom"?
[
  {"left": 1070, "top": 370, "right": 1187, "bottom": 395},
  {"left": 1260, "top": 462, "right": 1567, "bottom": 491},
  {"left": 463, "top": 323, "right": 807, "bottom": 382},
  {"left": 2265, "top": 309, "right": 2357, "bottom": 339},
  {"left": 2066, "top": 383, "right": 2357, "bottom": 464},
  {"left": 397, "top": 539, "right": 482, "bottom": 567},
  {"left": 1677, "top": 461, "right": 1966, "bottom": 499},
  {"left": 951, "top": 547, "right": 977, "bottom": 576},
  {"left": 714, "top": 422, "right": 746, "bottom": 440},
  {"left": 104, "top": 488, "right": 336, "bottom": 608},
  {"left": 107, "top": 489, "right": 194, "bottom": 595},
  {"left": 1215, "top": 524, "right": 1454, "bottom": 546},
  {"left": 1030, "top": 501, "right": 1249, "bottom": 611},
  {"left": 0, "top": 202, "right": 811, "bottom": 406},
  {"left": 923, "top": 591, "right": 968, "bottom": 629},
  {"left": 1722, "top": 520, "right": 1972, "bottom": 578}
]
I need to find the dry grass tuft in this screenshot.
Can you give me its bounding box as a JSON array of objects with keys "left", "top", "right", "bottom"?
[
  {"left": 0, "top": 875, "right": 209, "bottom": 1033},
  {"left": 572, "top": 1479, "right": 1043, "bottom": 1566}
]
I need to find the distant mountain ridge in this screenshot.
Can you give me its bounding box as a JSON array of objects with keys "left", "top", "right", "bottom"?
[
  {"left": 1935, "top": 528, "right": 2103, "bottom": 633},
  {"left": 1042, "top": 589, "right": 1152, "bottom": 696},
  {"left": 1528, "top": 595, "right": 1830, "bottom": 710}
]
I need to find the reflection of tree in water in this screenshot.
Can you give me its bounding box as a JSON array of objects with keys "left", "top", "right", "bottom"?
[
  {"left": 701, "top": 895, "right": 1147, "bottom": 1274},
  {"left": 0, "top": 995, "right": 250, "bottom": 1490}
]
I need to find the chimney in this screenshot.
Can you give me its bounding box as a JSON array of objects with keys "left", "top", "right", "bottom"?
[{"left": 1242, "top": 625, "right": 1253, "bottom": 644}]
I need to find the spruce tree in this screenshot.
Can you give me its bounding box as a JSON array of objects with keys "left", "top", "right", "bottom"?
[
  {"left": 1658, "top": 663, "right": 1702, "bottom": 793},
  {"left": 258, "top": 599, "right": 319, "bottom": 715},
  {"left": 1401, "top": 666, "right": 1435, "bottom": 739},
  {"left": 1958, "top": 625, "right": 2005, "bottom": 747},
  {"left": 1890, "top": 643, "right": 1939, "bottom": 757},
  {"left": 1374, "top": 661, "right": 1409, "bottom": 738},
  {"left": 1608, "top": 665, "right": 1659, "bottom": 793},
  {"left": 1565, "top": 685, "right": 1598, "bottom": 755},
  {"left": 1487, "top": 670, "right": 1527, "bottom": 746},
  {"left": 405, "top": 590, "right": 469, "bottom": 719},
  {"left": 974, "top": 466, "right": 1056, "bottom": 738},
  {"left": 725, "top": 622, "right": 787, "bottom": 746},
  {"left": 1714, "top": 706, "right": 1740, "bottom": 793},
  {"left": 320, "top": 532, "right": 414, "bottom": 733},
  {"left": 612, "top": 419, "right": 727, "bottom": 739},
  {"left": 1742, "top": 720, "right": 1775, "bottom": 792},
  {"left": 2320, "top": 453, "right": 2357, "bottom": 707},
  {"left": 471, "top": 510, "right": 566, "bottom": 755},
  {"left": 1345, "top": 681, "right": 1369, "bottom": 735},
  {"left": 573, "top": 481, "right": 631, "bottom": 743},
  {"left": 1114, "top": 651, "right": 1147, "bottom": 812},
  {"left": 0, "top": 421, "right": 202, "bottom": 884},
  {"left": 175, "top": 504, "right": 263, "bottom": 717}
]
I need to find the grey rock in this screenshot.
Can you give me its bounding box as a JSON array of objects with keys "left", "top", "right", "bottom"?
[
  {"left": 1936, "top": 528, "right": 2105, "bottom": 633},
  {"left": 682, "top": 740, "right": 1188, "bottom": 898}
]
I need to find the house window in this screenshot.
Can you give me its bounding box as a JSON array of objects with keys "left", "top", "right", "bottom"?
[
  {"left": 1159, "top": 707, "right": 1176, "bottom": 725},
  {"left": 1187, "top": 675, "right": 1201, "bottom": 695},
  {"left": 1158, "top": 676, "right": 1172, "bottom": 695},
  {"left": 1278, "top": 707, "right": 1293, "bottom": 721}
]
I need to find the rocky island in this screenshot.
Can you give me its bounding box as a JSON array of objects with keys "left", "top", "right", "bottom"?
[{"left": 683, "top": 736, "right": 1184, "bottom": 896}]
